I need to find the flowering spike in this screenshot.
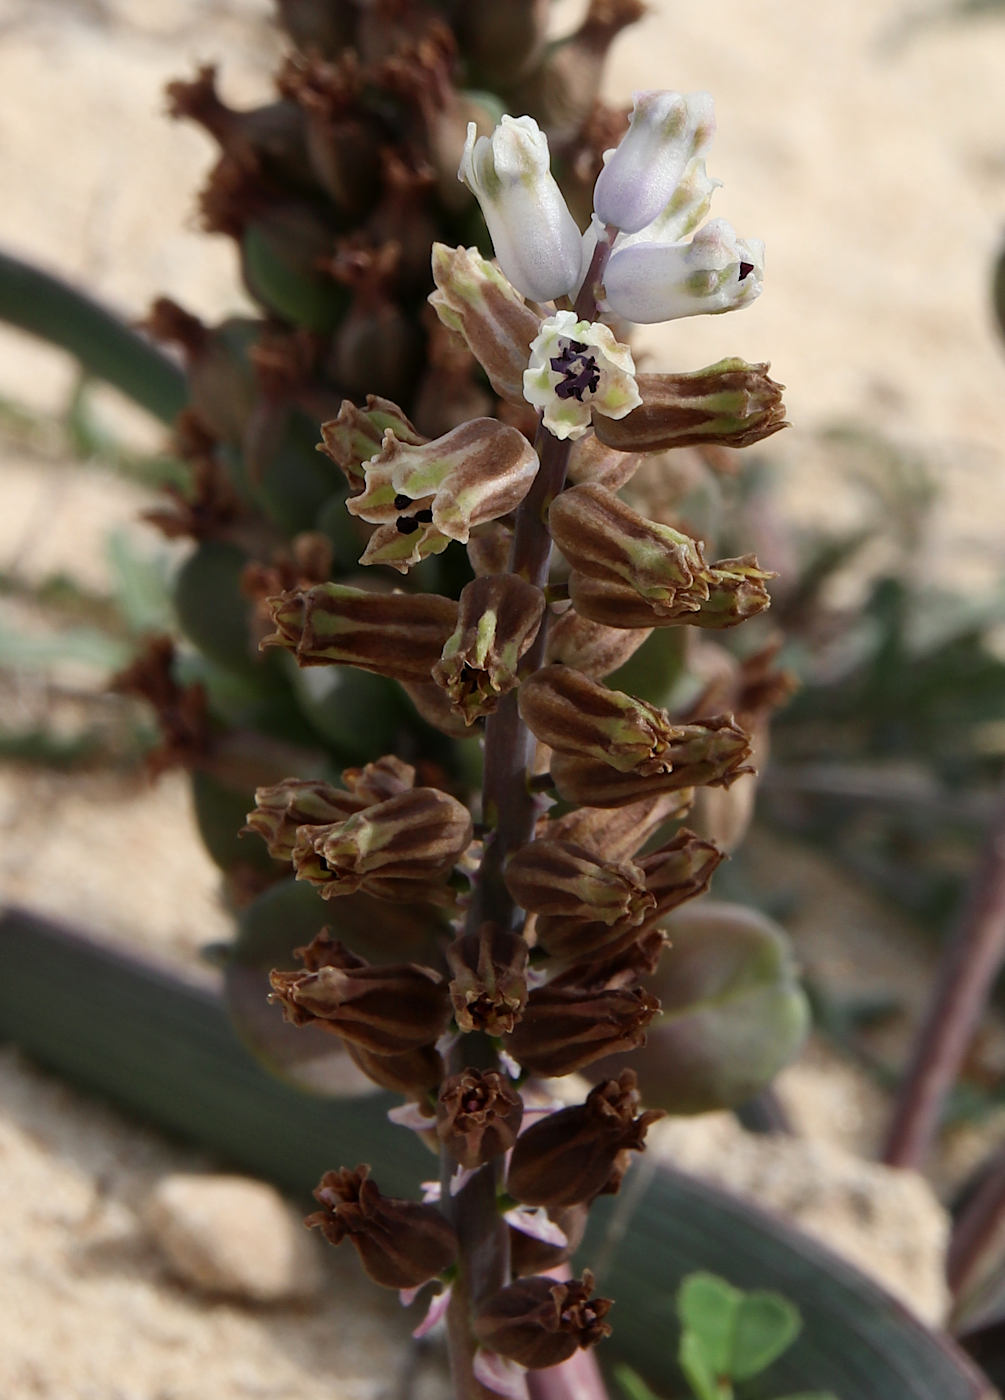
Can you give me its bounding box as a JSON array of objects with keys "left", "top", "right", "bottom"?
[{"left": 458, "top": 115, "right": 583, "bottom": 303}]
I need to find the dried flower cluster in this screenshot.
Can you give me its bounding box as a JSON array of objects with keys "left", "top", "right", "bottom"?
[{"left": 239, "top": 60, "right": 790, "bottom": 1397}]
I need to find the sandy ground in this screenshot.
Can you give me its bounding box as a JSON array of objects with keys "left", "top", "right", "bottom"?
[{"left": 2, "top": 0, "right": 1005, "bottom": 1396}]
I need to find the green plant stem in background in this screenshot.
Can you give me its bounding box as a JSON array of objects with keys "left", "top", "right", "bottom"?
[
  {"left": 883, "top": 775, "right": 1005, "bottom": 1168},
  {"left": 0, "top": 248, "right": 186, "bottom": 425}
]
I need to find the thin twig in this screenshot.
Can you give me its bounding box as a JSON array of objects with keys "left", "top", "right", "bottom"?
[{"left": 882, "top": 776, "right": 1005, "bottom": 1168}]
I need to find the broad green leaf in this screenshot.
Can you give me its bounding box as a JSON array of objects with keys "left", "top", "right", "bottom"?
[
  {"left": 679, "top": 1329, "right": 729, "bottom": 1400},
  {"left": 679, "top": 1273, "right": 739, "bottom": 1373}
]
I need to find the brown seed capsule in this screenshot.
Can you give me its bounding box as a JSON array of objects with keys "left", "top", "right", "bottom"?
[
  {"left": 306, "top": 1165, "right": 457, "bottom": 1290},
  {"left": 318, "top": 395, "right": 426, "bottom": 493},
  {"left": 473, "top": 1270, "right": 612, "bottom": 1369},
  {"left": 446, "top": 925, "right": 529, "bottom": 1036},
  {"left": 592, "top": 362, "right": 788, "bottom": 453},
  {"left": 550, "top": 714, "right": 753, "bottom": 809},
  {"left": 345, "top": 1041, "right": 444, "bottom": 1098},
  {"left": 429, "top": 243, "right": 542, "bottom": 405},
  {"left": 433, "top": 574, "right": 546, "bottom": 725},
  {"left": 436, "top": 1069, "right": 524, "bottom": 1169},
  {"left": 519, "top": 665, "right": 683, "bottom": 777},
  {"left": 262, "top": 583, "right": 458, "bottom": 683},
  {"left": 245, "top": 778, "right": 365, "bottom": 860},
  {"left": 545, "top": 606, "right": 651, "bottom": 679},
  {"left": 504, "top": 985, "right": 660, "bottom": 1078},
  {"left": 506, "top": 1071, "right": 664, "bottom": 1209},
  {"left": 505, "top": 839, "right": 654, "bottom": 928},
  {"left": 543, "top": 790, "right": 695, "bottom": 862},
  {"left": 269, "top": 943, "right": 451, "bottom": 1055},
  {"left": 290, "top": 787, "right": 473, "bottom": 904}
]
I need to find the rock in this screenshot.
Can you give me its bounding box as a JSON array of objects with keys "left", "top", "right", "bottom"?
[
  {"left": 145, "top": 1173, "right": 325, "bottom": 1303},
  {"left": 650, "top": 1113, "right": 951, "bottom": 1326}
]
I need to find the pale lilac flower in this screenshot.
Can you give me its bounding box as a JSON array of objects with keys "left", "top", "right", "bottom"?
[
  {"left": 523, "top": 310, "right": 641, "bottom": 441},
  {"left": 593, "top": 90, "right": 715, "bottom": 234},
  {"left": 503, "top": 1204, "right": 569, "bottom": 1248},
  {"left": 604, "top": 217, "right": 764, "bottom": 325},
  {"left": 459, "top": 116, "right": 583, "bottom": 303},
  {"left": 473, "top": 1348, "right": 528, "bottom": 1399}
]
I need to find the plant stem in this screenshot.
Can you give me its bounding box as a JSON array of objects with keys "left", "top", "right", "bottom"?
[
  {"left": 948, "top": 1140, "right": 1005, "bottom": 1322},
  {"left": 442, "top": 236, "right": 614, "bottom": 1396},
  {"left": 0, "top": 247, "right": 186, "bottom": 424},
  {"left": 882, "top": 775, "right": 1005, "bottom": 1168}
]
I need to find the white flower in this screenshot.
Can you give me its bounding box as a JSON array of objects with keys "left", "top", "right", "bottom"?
[
  {"left": 593, "top": 90, "right": 715, "bottom": 234},
  {"left": 459, "top": 115, "right": 583, "bottom": 303},
  {"left": 604, "top": 218, "right": 765, "bottom": 325},
  {"left": 523, "top": 310, "right": 642, "bottom": 440}
]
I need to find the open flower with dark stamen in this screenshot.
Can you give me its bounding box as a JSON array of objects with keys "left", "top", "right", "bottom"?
[
  {"left": 523, "top": 311, "right": 641, "bottom": 441},
  {"left": 474, "top": 1271, "right": 612, "bottom": 1370},
  {"left": 290, "top": 787, "right": 473, "bottom": 903},
  {"left": 432, "top": 574, "right": 546, "bottom": 724},
  {"left": 345, "top": 418, "right": 539, "bottom": 571},
  {"left": 306, "top": 1165, "right": 457, "bottom": 1290},
  {"left": 262, "top": 583, "right": 458, "bottom": 680}
]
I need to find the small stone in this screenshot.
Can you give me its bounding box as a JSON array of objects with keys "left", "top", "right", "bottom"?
[{"left": 145, "top": 1173, "right": 324, "bottom": 1303}]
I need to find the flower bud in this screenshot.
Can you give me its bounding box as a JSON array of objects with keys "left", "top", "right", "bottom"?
[
  {"left": 432, "top": 575, "right": 546, "bottom": 725},
  {"left": 505, "top": 839, "right": 653, "bottom": 927},
  {"left": 636, "top": 828, "right": 724, "bottom": 923},
  {"left": 604, "top": 218, "right": 764, "bottom": 324},
  {"left": 429, "top": 243, "right": 542, "bottom": 405},
  {"left": 269, "top": 944, "right": 451, "bottom": 1055},
  {"left": 567, "top": 430, "right": 643, "bottom": 492},
  {"left": 614, "top": 157, "right": 720, "bottom": 250},
  {"left": 245, "top": 778, "right": 365, "bottom": 860},
  {"left": 318, "top": 396, "right": 426, "bottom": 493},
  {"left": 306, "top": 1165, "right": 457, "bottom": 1289},
  {"left": 474, "top": 1271, "right": 612, "bottom": 1370},
  {"left": 549, "top": 715, "right": 753, "bottom": 808},
  {"left": 545, "top": 606, "right": 651, "bottom": 678},
  {"left": 518, "top": 665, "right": 681, "bottom": 776},
  {"left": 506, "top": 1071, "right": 663, "bottom": 1208},
  {"left": 447, "top": 925, "right": 529, "bottom": 1036},
  {"left": 346, "top": 419, "right": 539, "bottom": 572},
  {"left": 436, "top": 1069, "right": 524, "bottom": 1169},
  {"left": 458, "top": 115, "right": 583, "bottom": 303},
  {"left": 341, "top": 754, "right": 417, "bottom": 804},
  {"left": 523, "top": 311, "right": 641, "bottom": 442},
  {"left": 592, "top": 361, "right": 787, "bottom": 453},
  {"left": 593, "top": 91, "right": 715, "bottom": 234},
  {"left": 262, "top": 584, "right": 458, "bottom": 682},
  {"left": 291, "top": 788, "right": 473, "bottom": 903},
  {"left": 504, "top": 985, "right": 659, "bottom": 1078}
]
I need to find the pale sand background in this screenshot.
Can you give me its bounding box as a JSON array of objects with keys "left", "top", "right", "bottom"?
[{"left": 1, "top": 1, "right": 1004, "bottom": 1396}]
